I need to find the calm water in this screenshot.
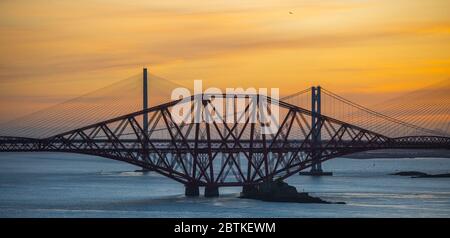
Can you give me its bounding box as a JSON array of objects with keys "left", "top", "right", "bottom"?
[{"left": 0, "top": 152, "right": 449, "bottom": 217}]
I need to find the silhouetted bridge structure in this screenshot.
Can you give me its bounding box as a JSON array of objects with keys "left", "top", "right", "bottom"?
[{"left": 1, "top": 69, "right": 449, "bottom": 197}]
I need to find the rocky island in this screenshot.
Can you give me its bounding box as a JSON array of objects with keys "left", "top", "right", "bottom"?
[
  {"left": 390, "top": 171, "right": 450, "bottom": 178},
  {"left": 239, "top": 179, "right": 345, "bottom": 204}
]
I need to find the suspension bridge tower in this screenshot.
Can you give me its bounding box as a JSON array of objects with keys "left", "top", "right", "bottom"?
[{"left": 299, "top": 86, "right": 333, "bottom": 176}]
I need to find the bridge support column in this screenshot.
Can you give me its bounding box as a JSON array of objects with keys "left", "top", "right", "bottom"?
[
  {"left": 143, "top": 67, "right": 148, "bottom": 133},
  {"left": 204, "top": 185, "right": 219, "bottom": 197},
  {"left": 241, "top": 185, "right": 257, "bottom": 197},
  {"left": 142, "top": 68, "right": 150, "bottom": 172},
  {"left": 185, "top": 184, "right": 200, "bottom": 197},
  {"left": 299, "top": 86, "right": 332, "bottom": 176}
]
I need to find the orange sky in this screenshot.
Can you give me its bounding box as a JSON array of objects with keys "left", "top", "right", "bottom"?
[{"left": 0, "top": 0, "right": 449, "bottom": 122}]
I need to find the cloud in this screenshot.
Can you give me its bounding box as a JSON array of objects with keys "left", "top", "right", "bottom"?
[{"left": 0, "top": 0, "right": 449, "bottom": 124}]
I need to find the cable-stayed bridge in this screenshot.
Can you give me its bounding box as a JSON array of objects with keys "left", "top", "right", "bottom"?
[{"left": 0, "top": 69, "right": 449, "bottom": 197}]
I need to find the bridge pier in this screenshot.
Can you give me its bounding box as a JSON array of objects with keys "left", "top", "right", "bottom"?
[
  {"left": 185, "top": 184, "right": 200, "bottom": 197},
  {"left": 298, "top": 170, "right": 333, "bottom": 176},
  {"left": 242, "top": 185, "right": 257, "bottom": 194},
  {"left": 241, "top": 185, "right": 257, "bottom": 197},
  {"left": 204, "top": 185, "right": 219, "bottom": 197}
]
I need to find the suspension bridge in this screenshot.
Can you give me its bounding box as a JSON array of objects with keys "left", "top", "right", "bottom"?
[{"left": 0, "top": 69, "right": 449, "bottom": 197}]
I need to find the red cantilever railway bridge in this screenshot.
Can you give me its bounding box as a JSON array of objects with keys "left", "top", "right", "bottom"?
[{"left": 1, "top": 93, "right": 449, "bottom": 197}]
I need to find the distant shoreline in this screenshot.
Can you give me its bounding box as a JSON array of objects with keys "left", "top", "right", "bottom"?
[
  {"left": 343, "top": 149, "right": 450, "bottom": 159},
  {"left": 390, "top": 171, "right": 450, "bottom": 178}
]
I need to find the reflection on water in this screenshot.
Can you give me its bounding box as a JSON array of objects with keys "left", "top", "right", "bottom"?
[{"left": 0, "top": 152, "right": 449, "bottom": 217}]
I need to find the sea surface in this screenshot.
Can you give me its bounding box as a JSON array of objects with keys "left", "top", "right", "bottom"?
[{"left": 0, "top": 152, "right": 449, "bottom": 217}]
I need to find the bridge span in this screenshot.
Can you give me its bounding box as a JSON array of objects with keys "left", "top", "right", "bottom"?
[{"left": 1, "top": 93, "right": 449, "bottom": 197}]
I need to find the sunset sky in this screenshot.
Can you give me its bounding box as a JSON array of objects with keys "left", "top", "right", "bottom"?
[{"left": 0, "top": 0, "right": 449, "bottom": 122}]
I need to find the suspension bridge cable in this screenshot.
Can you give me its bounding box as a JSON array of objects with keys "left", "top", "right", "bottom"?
[{"left": 320, "top": 88, "right": 446, "bottom": 136}]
